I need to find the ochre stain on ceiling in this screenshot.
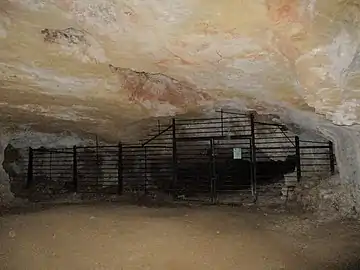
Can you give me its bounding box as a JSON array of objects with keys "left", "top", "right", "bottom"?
[{"left": 1, "top": 0, "right": 360, "bottom": 140}]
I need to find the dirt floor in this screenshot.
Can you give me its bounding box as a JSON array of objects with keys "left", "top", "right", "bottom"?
[{"left": 1, "top": 203, "right": 360, "bottom": 270}]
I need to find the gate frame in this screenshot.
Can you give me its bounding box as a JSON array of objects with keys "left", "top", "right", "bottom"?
[
  {"left": 174, "top": 134, "right": 255, "bottom": 203},
  {"left": 174, "top": 136, "right": 213, "bottom": 202}
]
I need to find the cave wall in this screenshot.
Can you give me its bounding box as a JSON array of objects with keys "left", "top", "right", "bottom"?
[
  {"left": 3, "top": 144, "right": 29, "bottom": 199},
  {"left": 319, "top": 126, "right": 360, "bottom": 216},
  {"left": 0, "top": 130, "right": 94, "bottom": 203},
  {"left": 0, "top": 134, "right": 14, "bottom": 206},
  {"left": 274, "top": 109, "right": 360, "bottom": 217}
]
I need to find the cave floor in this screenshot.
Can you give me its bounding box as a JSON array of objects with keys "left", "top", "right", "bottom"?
[{"left": 1, "top": 203, "right": 360, "bottom": 270}]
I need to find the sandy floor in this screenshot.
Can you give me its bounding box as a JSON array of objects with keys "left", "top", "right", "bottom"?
[{"left": 1, "top": 203, "right": 360, "bottom": 270}]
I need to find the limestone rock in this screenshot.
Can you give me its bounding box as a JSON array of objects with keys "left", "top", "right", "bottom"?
[
  {"left": 41, "top": 27, "right": 88, "bottom": 46},
  {"left": 1, "top": 0, "right": 360, "bottom": 215}
]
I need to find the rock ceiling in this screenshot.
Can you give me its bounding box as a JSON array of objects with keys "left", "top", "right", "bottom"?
[{"left": 1, "top": 0, "right": 360, "bottom": 141}]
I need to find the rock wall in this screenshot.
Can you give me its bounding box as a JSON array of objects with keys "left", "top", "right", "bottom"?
[
  {"left": 319, "top": 126, "right": 360, "bottom": 216},
  {"left": 0, "top": 134, "right": 14, "bottom": 206},
  {"left": 0, "top": 129, "right": 93, "bottom": 204},
  {"left": 281, "top": 109, "right": 360, "bottom": 217},
  {"left": 296, "top": 174, "right": 357, "bottom": 220}
]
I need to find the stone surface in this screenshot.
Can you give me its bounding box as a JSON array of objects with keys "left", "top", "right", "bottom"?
[
  {"left": 0, "top": 129, "right": 93, "bottom": 205},
  {"left": 296, "top": 174, "right": 358, "bottom": 219},
  {"left": 1, "top": 1, "right": 360, "bottom": 214},
  {"left": 1, "top": 1, "right": 360, "bottom": 132},
  {"left": 0, "top": 133, "right": 14, "bottom": 206}
]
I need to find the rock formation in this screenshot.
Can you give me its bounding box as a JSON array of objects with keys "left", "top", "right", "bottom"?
[{"left": 1, "top": 0, "right": 360, "bottom": 216}]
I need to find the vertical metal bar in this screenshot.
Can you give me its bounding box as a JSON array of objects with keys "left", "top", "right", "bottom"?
[
  {"left": 329, "top": 141, "right": 335, "bottom": 175},
  {"left": 210, "top": 138, "right": 216, "bottom": 204},
  {"left": 95, "top": 137, "right": 99, "bottom": 187},
  {"left": 157, "top": 120, "right": 161, "bottom": 134},
  {"left": 295, "top": 136, "right": 302, "bottom": 182},
  {"left": 117, "top": 142, "right": 123, "bottom": 195},
  {"left": 49, "top": 151, "right": 52, "bottom": 181},
  {"left": 144, "top": 146, "right": 148, "bottom": 194},
  {"left": 26, "top": 147, "right": 33, "bottom": 189},
  {"left": 250, "top": 113, "right": 257, "bottom": 202},
  {"left": 172, "top": 118, "right": 177, "bottom": 191},
  {"left": 220, "top": 109, "right": 224, "bottom": 136},
  {"left": 73, "top": 145, "right": 78, "bottom": 192},
  {"left": 248, "top": 137, "right": 253, "bottom": 193}
]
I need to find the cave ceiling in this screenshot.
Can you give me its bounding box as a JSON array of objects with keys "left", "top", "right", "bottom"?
[{"left": 1, "top": 0, "right": 360, "bottom": 142}]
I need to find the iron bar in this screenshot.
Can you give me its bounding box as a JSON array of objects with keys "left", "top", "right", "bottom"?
[
  {"left": 329, "top": 141, "right": 335, "bottom": 175},
  {"left": 299, "top": 140, "right": 328, "bottom": 144},
  {"left": 250, "top": 113, "right": 257, "bottom": 202},
  {"left": 210, "top": 138, "right": 216, "bottom": 204},
  {"left": 142, "top": 125, "right": 172, "bottom": 147},
  {"left": 176, "top": 116, "right": 248, "bottom": 122},
  {"left": 144, "top": 146, "right": 148, "bottom": 194},
  {"left": 299, "top": 145, "right": 330, "bottom": 149},
  {"left": 26, "top": 147, "right": 33, "bottom": 189},
  {"left": 295, "top": 136, "right": 302, "bottom": 182},
  {"left": 172, "top": 118, "right": 178, "bottom": 190},
  {"left": 49, "top": 151, "right": 52, "bottom": 181},
  {"left": 117, "top": 142, "right": 123, "bottom": 195},
  {"left": 220, "top": 109, "right": 224, "bottom": 136},
  {"left": 177, "top": 135, "right": 251, "bottom": 142},
  {"left": 254, "top": 121, "right": 286, "bottom": 128},
  {"left": 73, "top": 145, "right": 78, "bottom": 192},
  {"left": 279, "top": 128, "right": 295, "bottom": 147},
  {"left": 95, "top": 136, "right": 100, "bottom": 187}
]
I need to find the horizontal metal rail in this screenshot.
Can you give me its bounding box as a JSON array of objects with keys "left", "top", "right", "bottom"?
[{"left": 141, "top": 124, "right": 173, "bottom": 147}]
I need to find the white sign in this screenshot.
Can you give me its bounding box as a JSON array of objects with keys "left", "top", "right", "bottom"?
[{"left": 233, "top": 148, "right": 242, "bottom": 159}]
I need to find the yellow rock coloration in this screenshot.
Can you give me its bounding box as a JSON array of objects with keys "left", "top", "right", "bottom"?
[
  {"left": 1, "top": 0, "right": 359, "bottom": 128},
  {"left": 1, "top": 0, "right": 360, "bottom": 212}
]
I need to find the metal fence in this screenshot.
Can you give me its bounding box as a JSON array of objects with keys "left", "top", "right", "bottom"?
[
  {"left": 254, "top": 122, "right": 298, "bottom": 199},
  {"left": 75, "top": 145, "right": 120, "bottom": 193},
  {"left": 26, "top": 110, "right": 336, "bottom": 203},
  {"left": 299, "top": 140, "right": 336, "bottom": 179}
]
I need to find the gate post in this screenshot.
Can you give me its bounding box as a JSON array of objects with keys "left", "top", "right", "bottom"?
[
  {"left": 144, "top": 146, "right": 148, "bottom": 194},
  {"left": 329, "top": 141, "right": 335, "bottom": 175},
  {"left": 72, "top": 145, "right": 78, "bottom": 192},
  {"left": 157, "top": 120, "right": 161, "bottom": 134},
  {"left": 117, "top": 142, "right": 123, "bottom": 195},
  {"left": 26, "top": 147, "right": 33, "bottom": 189},
  {"left": 250, "top": 113, "right": 257, "bottom": 202},
  {"left": 210, "top": 138, "right": 217, "bottom": 204},
  {"left": 220, "top": 109, "right": 224, "bottom": 136},
  {"left": 172, "top": 118, "right": 178, "bottom": 192},
  {"left": 295, "top": 136, "right": 302, "bottom": 182}
]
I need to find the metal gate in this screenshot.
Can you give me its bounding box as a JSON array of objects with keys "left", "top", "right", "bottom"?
[
  {"left": 76, "top": 146, "right": 120, "bottom": 194},
  {"left": 174, "top": 136, "right": 254, "bottom": 203},
  {"left": 26, "top": 111, "right": 336, "bottom": 204},
  {"left": 29, "top": 147, "right": 74, "bottom": 195},
  {"left": 175, "top": 138, "right": 213, "bottom": 202},
  {"left": 213, "top": 136, "right": 254, "bottom": 203}
]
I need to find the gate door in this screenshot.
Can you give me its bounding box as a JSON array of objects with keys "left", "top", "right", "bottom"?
[
  {"left": 175, "top": 138, "right": 214, "bottom": 202},
  {"left": 32, "top": 148, "right": 74, "bottom": 195},
  {"left": 213, "top": 136, "right": 254, "bottom": 204},
  {"left": 76, "top": 146, "right": 119, "bottom": 194}
]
